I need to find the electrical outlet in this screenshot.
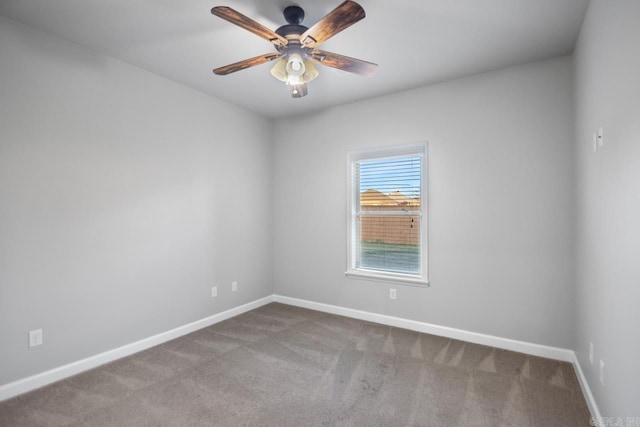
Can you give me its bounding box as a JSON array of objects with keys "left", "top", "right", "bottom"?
[
  {"left": 211, "top": 286, "right": 218, "bottom": 298},
  {"left": 232, "top": 281, "right": 238, "bottom": 292},
  {"left": 29, "top": 329, "right": 43, "bottom": 347},
  {"left": 600, "top": 360, "right": 605, "bottom": 386},
  {"left": 589, "top": 342, "right": 594, "bottom": 364},
  {"left": 389, "top": 288, "right": 397, "bottom": 300}
]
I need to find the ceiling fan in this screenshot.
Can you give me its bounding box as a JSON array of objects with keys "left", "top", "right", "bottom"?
[{"left": 211, "top": 1, "right": 378, "bottom": 98}]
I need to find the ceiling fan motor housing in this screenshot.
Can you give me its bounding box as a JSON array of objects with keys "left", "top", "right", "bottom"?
[{"left": 276, "top": 6, "right": 308, "bottom": 38}]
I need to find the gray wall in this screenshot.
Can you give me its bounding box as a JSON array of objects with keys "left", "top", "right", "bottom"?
[
  {"left": 272, "top": 57, "right": 576, "bottom": 348},
  {"left": 0, "top": 17, "right": 273, "bottom": 385},
  {"left": 573, "top": 0, "right": 640, "bottom": 417}
]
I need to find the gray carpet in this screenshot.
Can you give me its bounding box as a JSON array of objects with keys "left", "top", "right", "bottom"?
[{"left": 0, "top": 303, "right": 591, "bottom": 426}]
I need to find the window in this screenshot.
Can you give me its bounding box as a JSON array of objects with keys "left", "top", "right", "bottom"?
[{"left": 346, "top": 143, "right": 428, "bottom": 286}]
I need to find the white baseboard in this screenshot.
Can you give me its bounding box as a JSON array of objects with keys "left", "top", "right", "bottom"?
[
  {"left": 0, "top": 295, "right": 274, "bottom": 402},
  {"left": 572, "top": 352, "right": 602, "bottom": 422},
  {"left": 274, "top": 295, "right": 574, "bottom": 361},
  {"left": 273, "top": 294, "right": 601, "bottom": 418}
]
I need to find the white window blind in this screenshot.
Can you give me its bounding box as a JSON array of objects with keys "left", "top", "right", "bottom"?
[{"left": 347, "top": 143, "right": 428, "bottom": 285}]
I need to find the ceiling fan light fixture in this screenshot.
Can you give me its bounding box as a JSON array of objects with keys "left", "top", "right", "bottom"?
[
  {"left": 270, "top": 54, "right": 318, "bottom": 96},
  {"left": 285, "top": 53, "right": 305, "bottom": 76},
  {"left": 302, "top": 60, "right": 319, "bottom": 83},
  {"left": 270, "top": 59, "right": 288, "bottom": 82}
]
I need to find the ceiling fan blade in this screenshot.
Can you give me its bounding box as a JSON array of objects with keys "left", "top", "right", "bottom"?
[
  {"left": 212, "top": 6, "right": 288, "bottom": 47},
  {"left": 300, "top": 1, "right": 366, "bottom": 48},
  {"left": 213, "top": 52, "right": 281, "bottom": 75},
  {"left": 309, "top": 49, "right": 378, "bottom": 77}
]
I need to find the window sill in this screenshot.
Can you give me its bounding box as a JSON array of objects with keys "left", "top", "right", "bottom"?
[{"left": 345, "top": 270, "right": 430, "bottom": 287}]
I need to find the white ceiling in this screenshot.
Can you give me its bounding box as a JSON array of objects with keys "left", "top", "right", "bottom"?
[{"left": 0, "top": 0, "right": 589, "bottom": 119}]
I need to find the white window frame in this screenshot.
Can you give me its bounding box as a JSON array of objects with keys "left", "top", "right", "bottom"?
[{"left": 346, "top": 142, "right": 429, "bottom": 287}]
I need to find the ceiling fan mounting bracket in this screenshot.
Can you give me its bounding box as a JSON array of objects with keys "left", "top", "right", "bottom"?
[
  {"left": 276, "top": 6, "right": 308, "bottom": 38},
  {"left": 283, "top": 5, "right": 305, "bottom": 25}
]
